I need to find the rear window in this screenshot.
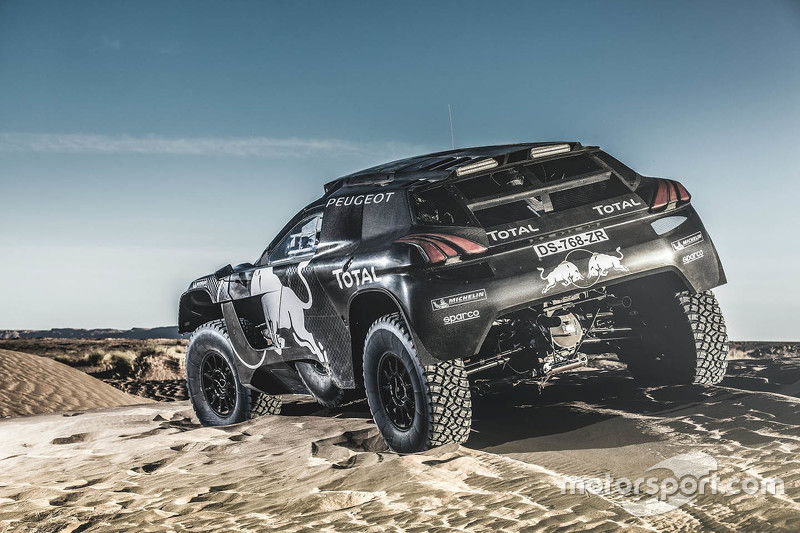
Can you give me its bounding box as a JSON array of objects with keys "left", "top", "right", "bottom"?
[
  {"left": 527, "top": 153, "right": 602, "bottom": 183},
  {"left": 448, "top": 153, "right": 636, "bottom": 230},
  {"left": 456, "top": 167, "right": 531, "bottom": 199},
  {"left": 455, "top": 154, "right": 603, "bottom": 201},
  {"left": 474, "top": 199, "right": 543, "bottom": 227},
  {"left": 412, "top": 186, "right": 472, "bottom": 226}
]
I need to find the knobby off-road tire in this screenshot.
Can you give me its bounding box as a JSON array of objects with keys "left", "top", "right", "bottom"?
[
  {"left": 186, "top": 320, "right": 281, "bottom": 426},
  {"left": 619, "top": 290, "right": 728, "bottom": 385},
  {"left": 363, "top": 313, "right": 472, "bottom": 453},
  {"left": 296, "top": 361, "right": 346, "bottom": 408}
]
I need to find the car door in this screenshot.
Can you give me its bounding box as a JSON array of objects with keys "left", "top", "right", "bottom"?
[{"left": 253, "top": 212, "right": 327, "bottom": 362}]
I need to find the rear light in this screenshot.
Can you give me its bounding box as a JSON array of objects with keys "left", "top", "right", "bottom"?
[
  {"left": 650, "top": 179, "right": 691, "bottom": 213},
  {"left": 395, "top": 233, "right": 487, "bottom": 264},
  {"left": 455, "top": 158, "right": 498, "bottom": 177},
  {"left": 530, "top": 144, "right": 571, "bottom": 159}
]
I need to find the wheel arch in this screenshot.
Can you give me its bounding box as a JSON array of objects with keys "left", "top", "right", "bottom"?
[
  {"left": 179, "top": 289, "right": 223, "bottom": 334},
  {"left": 347, "top": 289, "right": 404, "bottom": 388},
  {"left": 347, "top": 288, "right": 440, "bottom": 389}
]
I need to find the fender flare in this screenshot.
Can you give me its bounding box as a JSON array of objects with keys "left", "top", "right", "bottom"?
[{"left": 346, "top": 287, "right": 438, "bottom": 367}]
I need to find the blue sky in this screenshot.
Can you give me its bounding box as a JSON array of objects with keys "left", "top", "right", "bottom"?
[{"left": 1, "top": 1, "right": 798, "bottom": 339}]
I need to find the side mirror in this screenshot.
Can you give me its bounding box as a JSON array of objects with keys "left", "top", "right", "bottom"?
[
  {"left": 233, "top": 262, "right": 254, "bottom": 272},
  {"left": 214, "top": 264, "right": 234, "bottom": 279}
]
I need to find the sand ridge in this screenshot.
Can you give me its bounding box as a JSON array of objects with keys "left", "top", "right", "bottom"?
[
  {"left": 0, "top": 400, "right": 653, "bottom": 532},
  {"left": 0, "top": 349, "right": 149, "bottom": 418},
  {"left": 0, "top": 349, "right": 799, "bottom": 531}
]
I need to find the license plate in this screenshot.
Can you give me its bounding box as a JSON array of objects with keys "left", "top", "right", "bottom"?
[{"left": 534, "top": 229, "right": 609, "bottom": 258}]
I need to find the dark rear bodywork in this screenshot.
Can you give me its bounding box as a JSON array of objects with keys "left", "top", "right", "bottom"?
[{"left": 178, "top": 142, "right": 726, "bottom": 395}]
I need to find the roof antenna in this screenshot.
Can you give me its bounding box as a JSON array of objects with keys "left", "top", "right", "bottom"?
[{"left": 448, "top": 104, "right": 455, "bottom": 150}]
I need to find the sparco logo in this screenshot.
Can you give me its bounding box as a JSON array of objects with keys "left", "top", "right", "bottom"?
[
  {"left": 671, "top": 231, "right": 703, "bottom": 251},
  {"left": 591, "top": 198, "right": 643, "bottom": 216},
  {"left": 332, "top": 266, "right": 382, "bottom": 289},
  {"left": 486, "top": 223, "right": 539, "bottom": 242},
  {"left": 431, "top": 288, "right": 487, "bottom": 311},
  {"left": 682, "top": 250, "right": 704, "bottom": 265},
  {"left": 443, "top": 310, "right": 480, "bottom": 325}
]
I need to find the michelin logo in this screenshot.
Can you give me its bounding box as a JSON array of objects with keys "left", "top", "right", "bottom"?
[
  {"left": 671, "top": 231, "right": 704, "bottom": 252},
  {"left": 431, "top": 288, "right": 487, "bottom": 311},
  {"left": 443, "top": 310, "right": 480, "bottom": 325}
]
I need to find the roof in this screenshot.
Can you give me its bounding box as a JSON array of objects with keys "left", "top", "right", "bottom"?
[{"left": 324, "top": 142, "right": 583, "bottom": 194}]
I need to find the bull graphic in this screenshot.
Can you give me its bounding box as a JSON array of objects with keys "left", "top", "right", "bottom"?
[
  {"left": 587, "top": 247, "right": 628, "bottom": 278},
  {"left": 251, "top": 260, "right": 327, "bottom": 362},
  {"left": 538, "top": 261, "right": 583, "bottom": 294}
]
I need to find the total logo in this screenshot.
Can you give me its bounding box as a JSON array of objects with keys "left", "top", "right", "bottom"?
[
  {"left": 332, "top": 266, "right": 382, "bottom": 289},
  {"left": 486, "top": 223, "right": 539, "bottom": 242},
  {"left": 443, "top": 310, "right": 480, "bottom": 325},
  {"left": 591, "top": 198, "right": 643, "bottom": 216}
]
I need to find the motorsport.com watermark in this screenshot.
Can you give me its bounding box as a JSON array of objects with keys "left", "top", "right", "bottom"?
[{"left": 559, "top": 452, "right": 785, "bottom": 517}]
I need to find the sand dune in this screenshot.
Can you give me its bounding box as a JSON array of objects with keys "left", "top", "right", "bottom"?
[
  {"left": 0, "top": 400, "right": 653, "bottom": 532},
  {"left": 0, "top": 349, "right": 149, "bottom": 418},
  {"left": 0, "top": 349, "right": 799, "bottom": 531}
]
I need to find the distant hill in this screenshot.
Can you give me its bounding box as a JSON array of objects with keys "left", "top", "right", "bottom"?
[{"left": 0, "top": 327, "right": 180, "bottom": 340}]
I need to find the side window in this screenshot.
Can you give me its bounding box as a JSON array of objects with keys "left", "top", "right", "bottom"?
[{"left": 269, "top": 214, "right": 322, "bottom": 264}]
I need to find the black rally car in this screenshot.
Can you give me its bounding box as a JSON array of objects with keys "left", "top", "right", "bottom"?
[{"left": 178, "top": 142, "right": 728, "bottom": 453}]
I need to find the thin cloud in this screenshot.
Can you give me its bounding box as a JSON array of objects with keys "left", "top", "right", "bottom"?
[
  {"left": 0, "top": 133, "right": 428, "bottom": 160},
  {"left": 102, "top": 37, "right": 121, "bottom": 50}
]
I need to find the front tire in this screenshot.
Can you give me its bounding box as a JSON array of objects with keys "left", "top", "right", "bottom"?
[
  {"left": 363, "top": 313, "right": 472, "bottom": 453},
  {"left": 618, "top": 289, "right": 728, "bottom": 385},
  {"left": 186, "top": 320, "right": 281, "bottom": 426}
]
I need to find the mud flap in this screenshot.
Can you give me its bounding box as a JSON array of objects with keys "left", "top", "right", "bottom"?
[{"left": 221, "top": 302, "right": 272, "bottom": 384}]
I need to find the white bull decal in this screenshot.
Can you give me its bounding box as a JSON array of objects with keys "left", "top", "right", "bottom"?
[
  {"left": 251, "top": 260, "right": 326, "bottom": 362},
  {"left": 587, "top": 247, "right": 628, "bottom": 277},
  {"left": 538, "top": 261, "right": 583, "bottom": 294}
]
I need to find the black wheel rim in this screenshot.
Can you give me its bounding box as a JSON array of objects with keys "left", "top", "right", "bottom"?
[
  {"left": 201, "top": 351, "right": 237, "bottom": 417},
  {"left": 378, "top": 352, "right": 415, "bottom": 430}
]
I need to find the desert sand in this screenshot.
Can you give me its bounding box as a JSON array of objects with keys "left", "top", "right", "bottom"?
[
  {"left": 0, "top": 346, "right": 799, "bottom": 531},
  {"left": 0, "top": 349, "right": 148, "bottom": 418}
]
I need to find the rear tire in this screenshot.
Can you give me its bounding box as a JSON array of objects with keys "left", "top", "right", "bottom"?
[
  {"left": 618, "top": 290, "right": 728, "bottom": 385},
  {"left": 186, "top": 320, "right": 280, "bottom": 426},
  {"left": 296, "top": 361, "right": 346, "bottom": 408},
  {"left": 363, "top": 313, "right": 472, "bottom": 453}
]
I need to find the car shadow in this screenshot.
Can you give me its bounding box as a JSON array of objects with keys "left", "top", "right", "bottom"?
[
  {"left": 280, "top": 363, "right": 771, "bottom": 454},
  {"left": 466, "top": 368, "right": 725, "bottom": 452}
]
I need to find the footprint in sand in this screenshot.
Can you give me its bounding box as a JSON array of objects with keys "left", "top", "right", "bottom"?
[
  {"left": 228, "top": 432, "right": 252, "bottom": 442},
  {"left": 332, "top": 453, "right": 383, "bottom": 469},
  {"left": 51, "top": 433, "right": 90, "bottom": 445},
  {"left": 311, "top": 429, "right": 389, "bottom": 468},
  {"left": 131, "top": 458, "right": 169, "bottom": 474}
]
